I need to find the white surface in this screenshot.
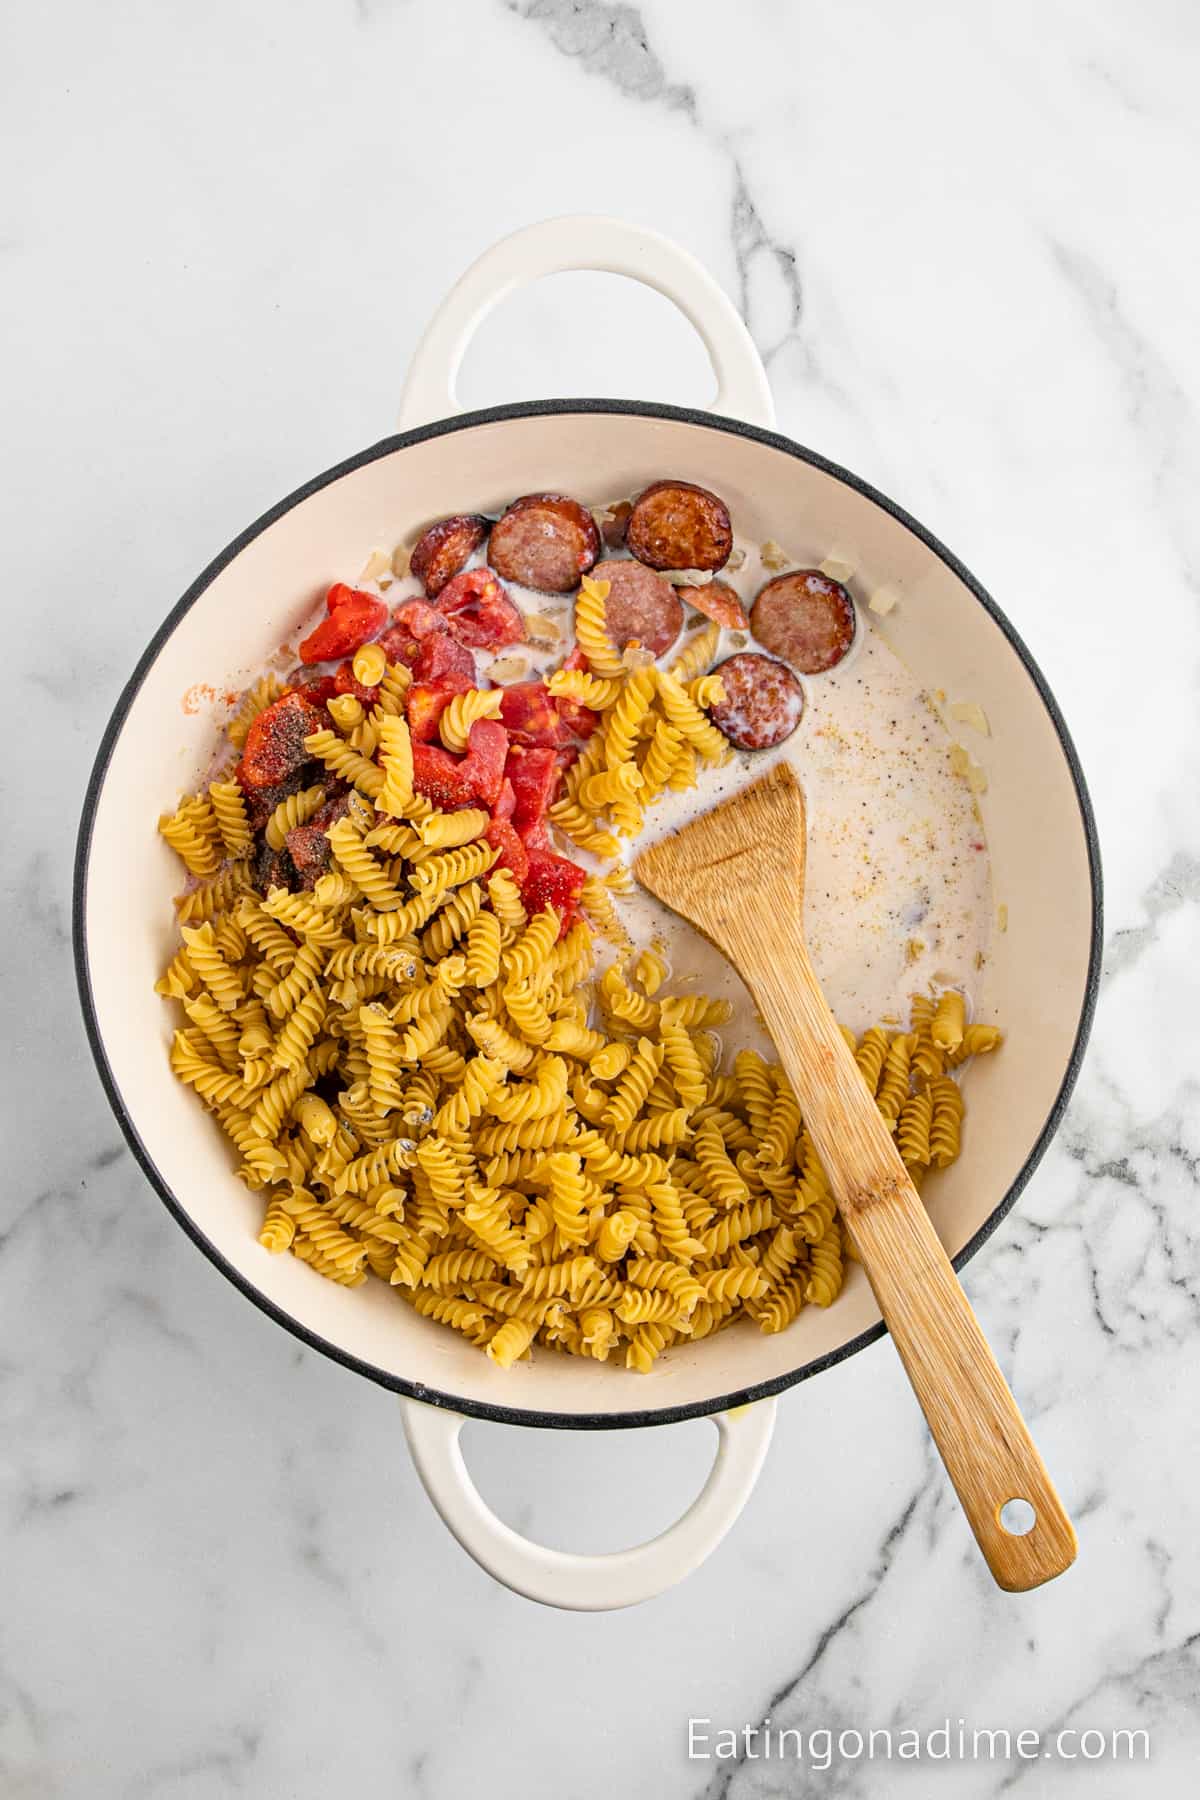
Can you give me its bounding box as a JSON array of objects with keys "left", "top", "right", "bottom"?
[{"left": 3, "top": 1, "right": 1198, "bottom": 1796}]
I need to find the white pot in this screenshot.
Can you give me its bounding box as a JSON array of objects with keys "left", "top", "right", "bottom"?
[{"left": 75, "top": 217, "right": 1101, "bottom": 1611}]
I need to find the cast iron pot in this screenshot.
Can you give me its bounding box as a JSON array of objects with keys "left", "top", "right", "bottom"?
[{"left": 75, "top": 218, "right": 1101, "bottom": 1609}]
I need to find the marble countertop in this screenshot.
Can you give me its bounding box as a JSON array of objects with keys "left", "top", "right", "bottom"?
[{"left": 5, "top": 0, "right": 1198, "bottom": 1794}]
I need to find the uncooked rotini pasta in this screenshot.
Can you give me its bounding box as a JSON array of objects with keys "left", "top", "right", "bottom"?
[
  {"left": 546, "top": 667, "right": 624, "bottom": 710},
  {"left": 208, "top": 779, "right": 254, "bottom": 857},
  {"left": 159, "top": 802, "right": 222, "bottom": 878},
  {"left": 573, "top": 573, "right": 624, "bottom": 678},
  {"left": 417, "top": 807, "right": 489, "bottom": 850},
  {"left": 668, "top": 620, "right": 721, "bottom": 684},
  {"left": 439, "top": 688, "right": 504, "bottom": 752},
  {"left": 156, "top": 505, "right": 1001, "bottom": 1374},
  {"left": 931, "top": 990, "right": 966, "bottom": 1052},
  {"left": 303, "top": 728, "right": 385, "bottom": 798},
  {"left": 265, "top": 784, "right": 325, "bottom": 852}
]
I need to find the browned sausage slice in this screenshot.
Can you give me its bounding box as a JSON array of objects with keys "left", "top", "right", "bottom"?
[
  {"left": 626, "top": 480, "right": 733, "bottom": 573},
  {"left": 488, "top": 493, "right": 601, "bottom": 593},
  {"left": 750, "top": 570, "right": 856, "bottom": 674},
  {"left": 708, "top": 653, "right": 805, "bottom": 750},
  {"left": 676, "top": 578, "right": 748, "bottom": 631},
  {"left": 590, "top": 558, "right": 684, "bottom": 658},
  {"left": 410, "top": 514, "right": 489, "bottom": 597}
]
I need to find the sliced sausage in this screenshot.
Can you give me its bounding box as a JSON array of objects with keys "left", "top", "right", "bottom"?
[
  {"left": 488, "top": 493, "right": 600, "bottom": 593},
  {"left": 750, "top": 570, "right": 856, "bottom": 674},
  {"left": 410, "top": 513, "right": 488, "bottom": 597},
  {"left": 708, "top": 654, "right": 805, "bottom": 751},
  {"left": 626, "top": 480, "right": 733, "bottom": 573},
  {"left": 676, "top": 578, "right": 748, "bottom": 631},
  {"left": 590, "top": 558, "right": 683, "bottom": 658}
]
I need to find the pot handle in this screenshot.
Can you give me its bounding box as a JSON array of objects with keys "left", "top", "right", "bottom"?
[
  {"left": 397, "top": 215, "right": 775, "bottom": 432},
  {"left": 400, "top": 1393, "right": 776, "bottom": 1611}
]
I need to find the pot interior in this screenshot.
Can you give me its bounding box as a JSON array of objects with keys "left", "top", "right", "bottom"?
[{"left": 79, "top": 406, "right": 1097, "bottom": 1423}]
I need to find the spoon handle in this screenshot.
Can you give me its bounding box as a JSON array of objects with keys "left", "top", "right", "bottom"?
[{"left": 750, "top": 948, "right": 1077, "bottom": 1592}]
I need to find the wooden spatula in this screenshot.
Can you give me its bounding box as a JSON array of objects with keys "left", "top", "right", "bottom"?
[{"left": 634, "top": 762, "right": 1076, "bottom": 1591}]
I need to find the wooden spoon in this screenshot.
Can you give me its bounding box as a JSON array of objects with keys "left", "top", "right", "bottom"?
[{"left": 634, "top": 762, "right": 1076, "bottom": 1591}]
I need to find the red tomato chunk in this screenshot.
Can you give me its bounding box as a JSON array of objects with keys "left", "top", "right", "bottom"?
[
  {"left": 484, "top": 818, "right": 529, "bottom": 886},
  {"left": 521, "top": 849, "right": 586, "bottom": 931},
  {"left": 332, "top": 661, "right": 380, "bottom": 705},
  {"left": 411, "top": 742, "right": 475, "bottom": 810},
  {"left": 237, "top": 692, "right": 325, "bottom": 790},
  {"left": 436, "top": 568, "right": 526, "bottom": 651},
  {"left": 413, "top": 632, "right": 476, "bottom": 689},
  {"left": 499, "top": 682, "right": 573, "bottom": 748},
  {"left": 506, "top": 745, "right": 561, "bottom": 837},
  {"left": 299, "top": 590, "right": 387, "bottom": 664}
]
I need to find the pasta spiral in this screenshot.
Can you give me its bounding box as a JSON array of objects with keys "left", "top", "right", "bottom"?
[
  {"left": 410, "top": 841, "right": 497, "bottom": 894},
  {"left": 303, "top": 728, "right": 385, "bottom": 799},
  {"left": 931, "top": 990, "right": 966, "bottom": 1052},
  {"left": 653, "top": 669, "right": 729, "bottom": 763},
  {"left": 327, "top": 818, "right": 405, "bottom": 912},
  {"left": 546, "top": 667, "right": 624, "bottom": 709},
  {"left": 486, "top": 871, "right": 526, "bottom": 933},
  {"left": 439, "top": 689, "right": 503, "bottom": 753},
  {"left": 265, "top": 784, "right": 325, "bottom": 851},
  {"left": 505, "top": 909, "right": 561, "bottom": 984},
  {"left": 928, "top": 1077, "right": 965, "bottom": 1166},
  {"left": 181, "top": 922, "right": 244, "bottom": 1013},
  {"left": 208, "top": 780, "right": 253, "bottom": 857},
  {"left": 668, "top": 621, "right": 721, "bottom": 684},
  {"left": 603, "top": 1037, "right": 663, "bottom": 1132},
  {"left": 601, "top": 666, "right": 656, "bottom": 770},
  {"left": 573, "top": 574, "right": 624, "bottom": 678},
  {"left": 417, "top": 807, "right": 489, "bottom": 850}
]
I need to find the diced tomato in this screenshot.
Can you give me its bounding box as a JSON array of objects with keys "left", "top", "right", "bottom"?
[
  {"left": 413, "top": 631, "right": 476, "bottom": 689},
  {"left": 409, "top": 717, "right": 509, "bottom": 813},
  {"left": 506, "top": 745, "right": 561, "bottom": 837},
  {"left": 520, "top": 848, "right": 586, "bottom": 932},
  {"left": 436, "top": 568, "right": 526, "bottom": 651},
  {"left": 406, "top": 683, "right": 455, "bottom": 744},
  {"left": 375, "top": 627, "right": 413, "bottom": 667},
  {"left": 557, "top": 694, "right": 600, "bottom": 740},
  {"left": 290, "top": 675, "right": 338, "bottom": 707},
  {"left": 310, "top": 788, "right": 351, "bottom": 831},
  {"left": 324, "top": 581, "right": 378, "bottom": 615},
  {"left": 461, "top": 719, "right": 508, "bottom": 808},
  {"left": 412, "top": 742, "right": 477, "bottom": 811},
  {"left": 299, "top": 593, "right": 387, "bottom": 665},
  {"left": 286, "top": 823, "right": 332, "bottom": 888},
  {"left": 545, "top": 648, "right": 600, "bottom": 739},
  {"left": 492, "top": 778, "right": 516, "bottom": 823},
  {"left": 498, "top": 681, "right": 572, "bottom": 748},
  {"left": 333, "top": 660, "right": 380, "bottom": 706},
  {"left": 237, "top": 691, "right": 325, "bottom": 790},
  {"left": 484, "top": 818, "right": 529, "bottom": 887},
  {"left": 394, "top": 597, "right": 446, "bottom": 636},
  {"left": 244, "top": 770, "right": 305, "bottom": 834},
  {"left": 255, "top": 842, "right": 294, "bottom": 894},
  {"left": 555, "top": 745, "right": 579, "bottom": 774}
]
